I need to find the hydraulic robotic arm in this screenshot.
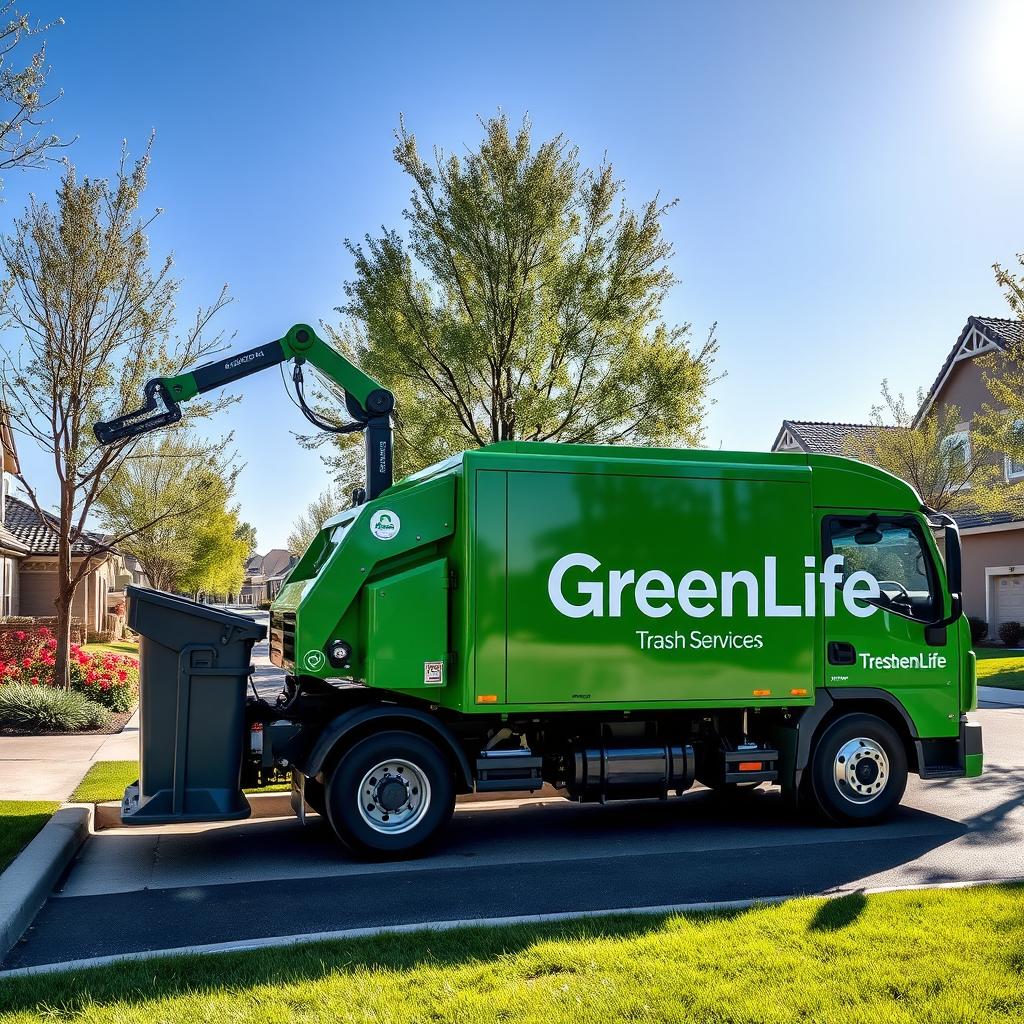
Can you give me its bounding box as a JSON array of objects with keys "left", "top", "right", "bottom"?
[{"left": 93, "top": 324, "right": 395, "bottom": 501}]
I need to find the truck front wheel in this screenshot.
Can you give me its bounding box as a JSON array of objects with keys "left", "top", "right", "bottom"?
[
  {"left": 807, "top": 713, "right": 908, "bottom": 825},
  {"left": 325, "top": 731, "right": 455, "bottom": 858}
]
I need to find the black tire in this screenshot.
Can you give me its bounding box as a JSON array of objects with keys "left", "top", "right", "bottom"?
[
  {"left": 807, "top": 713, "right": 907, "bottom": 825},
  {"left": 325, "top": 730, "right": 455, "bottom": 858}
]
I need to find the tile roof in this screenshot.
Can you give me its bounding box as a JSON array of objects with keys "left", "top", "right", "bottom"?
[
  {"left": 4, "top": 495, "right": 112, "bottom": 556},
  {"left": 918, "top": 316, "right": 1024, "bottom": 424},
  {"left": 773, "top": 420, "right": 896, "bottom": 456},
  {"left": 0, "top": 522, "right": 28, "bottom": 554}
]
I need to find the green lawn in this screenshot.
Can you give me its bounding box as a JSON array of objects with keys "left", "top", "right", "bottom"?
[
  {"left": 82, "top": 641, "right": 139, "bottom": 659},
  {"left": 71, "top": 761, "right": 289, "bottom": 803},
  {"left": 0, "top": 885, "right": 1022, "bottom": 1022},
  {"left": 974, "top": 647, "right": 1024, "bottom": 689},
  {"left": 0, "top": 800, "right": 59, "bottom": 873}
]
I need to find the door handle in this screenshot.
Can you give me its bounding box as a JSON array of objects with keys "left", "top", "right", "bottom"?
[{"left": 828, "top": 641, "right": 857, "bottom": 666}]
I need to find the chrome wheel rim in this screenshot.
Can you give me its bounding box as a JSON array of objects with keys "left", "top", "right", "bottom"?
[
  {"left": 833, "top": 737, "right": 889, "bottom": 804},
  {"left": 357, "top": 759, "right": 431, "bottom": 835}
]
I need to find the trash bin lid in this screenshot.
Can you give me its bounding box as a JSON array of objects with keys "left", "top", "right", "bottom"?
[{"left": 127, "top": 586, "right": 267, "bottom": 641}]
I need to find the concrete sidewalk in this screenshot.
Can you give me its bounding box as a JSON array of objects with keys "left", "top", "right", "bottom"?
[
  {"left": 978, "top": 685, "right": 1024, "bottom": 709},
  {"left": 0, "top": 711, "right": 140, "bottom": 801},
  {"left": 0, "top": 622, "right": 282, "bottom": 802}
]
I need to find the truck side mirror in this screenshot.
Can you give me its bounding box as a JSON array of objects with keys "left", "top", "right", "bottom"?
[{"left": 944, "top": 524, "right": 962, "bottom": 594}]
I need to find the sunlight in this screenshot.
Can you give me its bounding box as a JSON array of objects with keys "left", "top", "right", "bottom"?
[{"left": 985, "top": 0, "right": 1024, "bottom": 123}]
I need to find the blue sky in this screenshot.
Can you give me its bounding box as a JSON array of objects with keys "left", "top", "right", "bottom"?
[{"left": 3, "top": 0, "right": 1023, "bottom": 552}]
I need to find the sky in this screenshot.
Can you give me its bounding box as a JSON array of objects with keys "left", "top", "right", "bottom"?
[{"left": 2, "top": 0, "right": 1023, "bottom": 552}]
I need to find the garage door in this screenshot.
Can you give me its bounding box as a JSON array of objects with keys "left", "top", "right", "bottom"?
[{"left": 993, "top": 575, "right": 1024, "bottom": 636}]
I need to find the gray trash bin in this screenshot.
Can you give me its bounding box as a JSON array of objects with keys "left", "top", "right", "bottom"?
[{"left": 123, "top": 586, "right": 267, "bottom": 825}]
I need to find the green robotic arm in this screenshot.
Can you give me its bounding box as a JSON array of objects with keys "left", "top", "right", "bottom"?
[{"left": 94, "top": 324, "right": 396, "bottom": 501}]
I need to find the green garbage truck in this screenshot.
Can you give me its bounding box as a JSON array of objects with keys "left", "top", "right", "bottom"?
[{"left": 96, "top": 324, "right": 982, "bottom": 858}]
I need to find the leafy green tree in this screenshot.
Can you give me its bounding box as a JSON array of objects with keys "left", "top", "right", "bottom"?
[
  {"left": 94, "top": 432, "right": 245, "bottom": 595},
  {"left": 970, "top": 253, "right": 1024, "bottom": 517},
  {"left": 842, "top": 381, "right": 999, "bottom": 513},
  {"left": 315, "top": 113, "right": 718, "bottom": 489},
  {"left": 178, "top": 503, "right": 251, "bottom": 600},
  {"left": 0, "top": 142, "right": 231, "bottom": 686},
  {"left": 287, "top": 484, "right": 347, "bottom": 555}
]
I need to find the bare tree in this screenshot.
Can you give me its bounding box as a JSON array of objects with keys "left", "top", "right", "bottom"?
[
  {"left": 0, "top": 2, "right": 68, "bottom": 181},
  {"left": 0, "top": 140, "right": 231, "bottom": 686}
]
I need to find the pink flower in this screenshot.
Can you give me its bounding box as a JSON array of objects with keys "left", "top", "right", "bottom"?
[{"left": 14, "top": 630, "right": 25, "bottom": 641}]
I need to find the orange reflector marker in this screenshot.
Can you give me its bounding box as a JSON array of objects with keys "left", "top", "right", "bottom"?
[
  {"left": 790, "top": 688, "right": 809, "bottom": 697},
  {"left": 476, "top": 694, "right": 498, "bottom": 704},
  {"left": 752, "top": 689, "right": 771, "bottom": 697},
  {"left": 738, "top": 762, "right": 763, "bottom": 772}
]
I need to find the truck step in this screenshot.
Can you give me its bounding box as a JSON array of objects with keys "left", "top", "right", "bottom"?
[
  {"left": 475, "top": 749, "right": 544, "bottom": 793},
  {"left": 722, "top": 746, "right": 779, "bottom": 785},
  {"left": 919, "top": 765, "right": 963, "bottom": 779}
]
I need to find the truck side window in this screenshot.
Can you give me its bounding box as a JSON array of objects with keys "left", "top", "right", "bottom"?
[{"left": 826, "top": 517, "right": 938, "bottom": 622}]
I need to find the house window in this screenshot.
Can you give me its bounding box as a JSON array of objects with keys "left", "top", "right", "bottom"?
[
  {"left": 940, "top": 430, "right": 971, "bottom": 485},
  {"left": 1005, "top": 420, "right": 1024, "bottom": 481},
  {"left": 2, "top": 557, "right": 13, "bottom": 616}
]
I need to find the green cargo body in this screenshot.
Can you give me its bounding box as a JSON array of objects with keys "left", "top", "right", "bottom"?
[{"left": 272, "top": 442, "right": 972, "bottom": 740}]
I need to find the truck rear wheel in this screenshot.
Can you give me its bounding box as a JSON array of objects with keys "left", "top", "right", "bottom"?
[
  {"left": 808, "top": 713, "right": 907, "bottom": 825},
  {"left": 325, "top": 731, "right": 455, "bottom": 858}
]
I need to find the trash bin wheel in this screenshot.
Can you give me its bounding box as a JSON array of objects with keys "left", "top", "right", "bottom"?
[{"left": 325, "top": 730, "right": 455, "bottom": 858}]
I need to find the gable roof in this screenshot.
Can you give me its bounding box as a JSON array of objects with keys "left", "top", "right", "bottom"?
[
  {"left": 260, "top": 548, "right": 294, "bottom": 578},
  {"left": 914, "top": 315, "right": 1024, "bottom": 426},
  {"left": 4, "top": 495, "right": 113, "bottom": 557},
  {"left": 771, "top": 420, "right": 895, "bottom": 456}
]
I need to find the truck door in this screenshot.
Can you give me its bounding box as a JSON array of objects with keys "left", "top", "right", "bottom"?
[{"left": 819, "top": 511, "right": 959, "bottom": 736}]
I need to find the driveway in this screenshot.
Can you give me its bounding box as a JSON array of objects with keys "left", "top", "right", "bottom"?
[{"left": 3, "top": 705, "right": 1022, "bottom": 970}]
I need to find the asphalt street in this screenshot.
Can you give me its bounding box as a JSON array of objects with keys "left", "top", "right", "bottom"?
[{"left": 3, "top": 703, "right": 1022, "bottom": 970}]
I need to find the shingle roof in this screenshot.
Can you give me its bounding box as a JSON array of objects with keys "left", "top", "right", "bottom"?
[
  {"left": 952, "top": 509, "right": 1022, "bottom": 530},
  {"left": 4, "top": 495, "right": 112, "bottom": 556},
  {"left": 917, "top": 316, "right": 1024, "bottom": 425},
  {"left": 773, "top": 420, "right": 896, "bottom": 456}
]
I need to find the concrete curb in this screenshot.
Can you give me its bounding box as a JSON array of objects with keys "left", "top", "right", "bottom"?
[
  {"left": 0, "top": 805, "right": 91, "bottom": 961},
  {"left": 2, "top": 874, "right": 1022, "bottom": 978}
]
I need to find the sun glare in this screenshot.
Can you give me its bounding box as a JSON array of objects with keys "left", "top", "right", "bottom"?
[{"left": 986, "top": 0, "right": 1024, "bottom": 116}]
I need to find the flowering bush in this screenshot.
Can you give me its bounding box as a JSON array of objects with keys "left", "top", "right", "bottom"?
[{"left": 0, "top": 626, "right": 139, "bottom": 713}]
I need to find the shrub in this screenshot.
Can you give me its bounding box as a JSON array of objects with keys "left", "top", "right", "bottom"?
[
  {"left": 69, "top": 648, "right": 139, "bottom": 711},
  {"left": 998, "top": 621, "right": 1023, "bottom": 647},
  {"left": 258, "top": 600, "right": 272, "bottom": 610},
  {"left": 967, "top": 616, "right": 989, "bottom": 644},
  {"left": 0, "top": 626, "right": 139, "bottom": 712},
  {"left": 0, "top": 684, "right": 109, "bottom": 732},
  {"left": 86, "top": 629, "right": 114, "bottom": 644}
]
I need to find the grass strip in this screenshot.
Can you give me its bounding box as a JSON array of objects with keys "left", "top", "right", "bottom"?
[
  {"left": 974, "top": 647, "right": 1024, "bottom": 689},
  {"left": 71, "top": 761, "right": 289, "bottom": 804},
  {"left": 81, "top": 642, "right": 139, "bottom": 659},
  {"left": 0, "top": 801, "right": 59, "bottom": 873},
  {"left": 0, "top": 884, "right": 1023, "bottom": 1022}
]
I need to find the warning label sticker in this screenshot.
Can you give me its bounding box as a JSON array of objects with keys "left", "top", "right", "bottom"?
[{"left": 424, "top": 660, "right": 444, "bottom": 685}]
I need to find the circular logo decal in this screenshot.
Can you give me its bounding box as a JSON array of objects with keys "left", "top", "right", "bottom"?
[
  {"left": 303, "top": 650, "right": 326, "bottom": 671},
  {"left": 370, "top": 509, "right": 400, "bottom": 541}
]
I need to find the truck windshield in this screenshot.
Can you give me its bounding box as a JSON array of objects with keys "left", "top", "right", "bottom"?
[{"left": 827, "top": 516, "right": 939, "bottom": 622}]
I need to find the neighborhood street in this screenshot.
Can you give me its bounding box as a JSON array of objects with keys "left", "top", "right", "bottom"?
[{"left": 3, "top": 697, "right": 1021, "bottom": 971}]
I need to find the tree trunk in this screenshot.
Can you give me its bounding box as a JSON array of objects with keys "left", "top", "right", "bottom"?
[{"left": 54, "top": 554, "right": 74, "bottom": 691}]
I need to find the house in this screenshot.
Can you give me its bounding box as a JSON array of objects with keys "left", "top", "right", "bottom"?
[
  {"left": 240, "top": 548, "right": 298, "bottom": 605},
  {"left": 0, "top": 415, "right": 133, "bottom": 632},
  {"left": 771, "top": 315, "right": 1024, "bottom": 636}
]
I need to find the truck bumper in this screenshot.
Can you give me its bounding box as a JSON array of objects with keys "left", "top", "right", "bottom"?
[{"left": 961, "top": 715, "right": 983, "bottom": 778}]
